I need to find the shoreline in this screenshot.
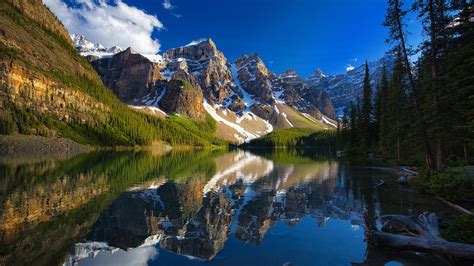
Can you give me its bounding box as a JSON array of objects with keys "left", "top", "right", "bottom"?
[{"left": 0, "top": 135, "right": 227, "bottom": 162}]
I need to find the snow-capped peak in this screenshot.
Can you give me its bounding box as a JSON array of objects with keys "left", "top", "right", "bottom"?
[{"left": 70, "top": 33, "right": 123, "bottom": 59}]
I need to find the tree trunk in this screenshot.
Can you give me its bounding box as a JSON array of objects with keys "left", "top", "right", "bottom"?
[
  {"left": 397, "top": 120, "right": 400, "bottom": 163},
  {"left": 394, "top": 0, "right": 435, "bottom": 170},
  {"left": 428, "top": 0, "right": 445, "bottom": 170},
  {"left": 464, "top": 141, "right": 468, "bottom": 160}
]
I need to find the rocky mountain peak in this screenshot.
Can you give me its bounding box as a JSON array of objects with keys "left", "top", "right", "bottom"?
[
  {"left": 234, "top": 53, "right": 275, "bottom": 80},
  {"left": 161, "top": 38, "right": 234, "bottom": 106},
  {"left": 278, "top": 69, "right": 305, "bottom": 85},
  {"left": 279, "top": 69, "right": 300, "bottom": 78},
  {"left": 203, "top": 38, "right": 217, "bottom": 50},
  {"left": 310, "top": 68, "right": 326, "bottom": 79},
  {"left": 233, "top": 54, "right": 275, "bottom": 103},
  {"left": 90, "top": 47, "right": 165, "bottom": 101},
  {"left": 163, "top": 38, "right": 223, "bottom": 62}
]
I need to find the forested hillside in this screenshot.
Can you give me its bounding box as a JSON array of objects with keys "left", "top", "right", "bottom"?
[{"left": 0, "top": 0, "right": 224, "bottom": 147}]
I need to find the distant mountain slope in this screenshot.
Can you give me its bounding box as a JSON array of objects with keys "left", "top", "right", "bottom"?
[
  {"left": 80, "top": 37, "right": 336, "bottom": 144},
  {"left": 0, "top": 0, "right": 224, "bottom": 147},
  {"left": 308, "top": 54, "right": 395, "bottom": 114}
]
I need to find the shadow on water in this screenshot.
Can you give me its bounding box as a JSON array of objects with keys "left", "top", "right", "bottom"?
[{"left": 0, "top": 149, "right": 464, "bottom": 265}]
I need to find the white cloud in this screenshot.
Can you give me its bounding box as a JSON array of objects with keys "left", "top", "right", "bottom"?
[
  {"left": 44, "top": 0, "right": 164, "bottom": 54},
  {"left": 162, "top": 0, "right": 174, "bottom": 10},
  {"left": 162, "top": 0, "right": 181, "bottom": 18},
  {"left": 350, "top": 57, "right": 358, "bottom": 62},
  {"left": 346, "top": 64, "right": 355, "bottom": 71}
]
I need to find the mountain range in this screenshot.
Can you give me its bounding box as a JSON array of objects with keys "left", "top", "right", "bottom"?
[
  {"left": 74, "top": 33, "right": 393, "bottom": 123},
  {"left": 73, "top": 35, "right": 338, "bottom": 143},
  {"left": 308, "top": 54, "right": 395, "bottom": 115}
]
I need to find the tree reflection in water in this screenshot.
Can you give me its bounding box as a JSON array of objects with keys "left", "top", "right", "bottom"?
[{"left": 0, "top": 149, "right": 458, "bottom": 266}]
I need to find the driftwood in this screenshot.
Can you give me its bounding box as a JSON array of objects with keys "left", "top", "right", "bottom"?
[
  {"left": 400, "top": 167, "right": 418, "bottom": 175},
  {"left": 373, "top": 180, "right": 385, "bottom": 189},
  {"left": 435, "top": 196, "right": 473, "bottom": 215},
  {"left": 364, "top": 212, "right": 474, "bottom": 260}
]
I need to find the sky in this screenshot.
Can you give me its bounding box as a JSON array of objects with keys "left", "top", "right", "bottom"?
[{"left": 44, "top": 0, "right": 423, "bottom": 77}]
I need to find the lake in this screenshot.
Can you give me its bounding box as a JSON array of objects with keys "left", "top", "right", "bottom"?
[{"left": 0, "top": 149, "right": 459, "bottom": 265}]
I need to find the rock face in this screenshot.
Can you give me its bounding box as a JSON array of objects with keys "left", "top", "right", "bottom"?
[
  {"left": 234, "top": 53, "right": 275, "bottom": 102},
  {"left": 159, "top": 79, "right": 205, "bottom": 120},
  {"left": 0, "top": 62, "right": 108, "bottom": 134},
  {"left": 91, "top": 48, "right": 164, "bottom": 101},
  {"left": 308, "top": 54, "right": 395, "bottom": 113},
  {"left": 272, "top": 69, "right": 336, "bottom": 119},
  {"left": 163, "top": 39, "right": 235, "bottom": 106}
]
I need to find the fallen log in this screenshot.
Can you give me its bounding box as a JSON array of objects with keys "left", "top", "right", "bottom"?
[{"left": 364, "top": 212, "right": 474, "bottom": 260}]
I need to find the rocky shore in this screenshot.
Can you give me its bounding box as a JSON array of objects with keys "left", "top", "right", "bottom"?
[{"left": 0, "top": 135, "right": 88, "bottom": 162}]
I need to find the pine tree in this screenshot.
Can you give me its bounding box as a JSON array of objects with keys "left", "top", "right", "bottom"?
[
  {"left": 384, "top": 0, "right": 435, "bottom": 169},
  {"left": 360, "top": 61, "right": 373, "bottom": 151},
  {"left": 414, "top": 0, "right": 451, "bottom": 170},
  {"left": 445, "top": 1, "right": 474, "bottom": 160},
  {"left": 375, "top": 63, "right": 389, "bottom": 157},
  {"left": 385, "top": 51, "right": 407, "bottom": 163},
  {"left": 349, "top": 101, "right": 358, "bottom": 150}
]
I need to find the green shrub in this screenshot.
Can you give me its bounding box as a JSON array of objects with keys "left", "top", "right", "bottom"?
[
  {"left": 414, "top": 170, "right": 474, "bottom": 201},
  {"left": 0, "top": 117, "right": 15, "bottom": 134},
  {"left": 442, "top": 214, "right": 474, "bottom": 244}
]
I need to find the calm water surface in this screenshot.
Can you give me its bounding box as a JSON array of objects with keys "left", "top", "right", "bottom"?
[{"left": 0, "top": 149, "right": 458, "bottom": 265}]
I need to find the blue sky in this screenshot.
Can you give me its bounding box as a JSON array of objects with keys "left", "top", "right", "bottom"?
[{"left": 46, "top": 0, "right": 423, "bottom": 77}]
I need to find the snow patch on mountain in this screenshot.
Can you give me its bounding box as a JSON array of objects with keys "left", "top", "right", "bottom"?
[
  {"left": 130, "top": 106, "right": 167, "bottom": 117},
  {"left": 229, "top": 63, "right": 256, "bottom": 110},
  {"left": 203, "top": 101, "right": 259, "bottom": 143},
  {"left": 142, "top": 54, "right": 164, "bottom": 63},
  {"left": 320, "top": 117, "right": 337, "bottom": 128},
  {"left": 281, "top": 113, "right": 294, "bottom": 127}
]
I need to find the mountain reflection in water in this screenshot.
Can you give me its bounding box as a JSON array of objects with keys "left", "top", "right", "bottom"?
[{"left": 0, "top": 149, "right": 457, "bottom": 266}]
